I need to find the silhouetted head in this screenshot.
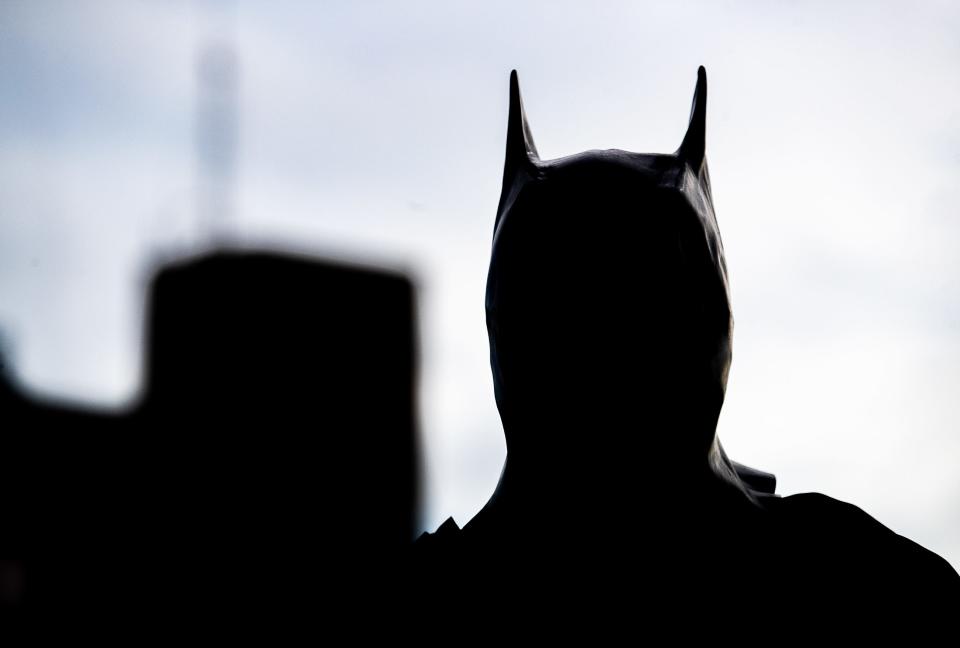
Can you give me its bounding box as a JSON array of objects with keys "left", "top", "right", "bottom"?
[{"left": 486, "top": 67, "right": 732, "bottom": 472}]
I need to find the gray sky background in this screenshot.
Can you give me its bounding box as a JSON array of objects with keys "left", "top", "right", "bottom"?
[{"left": 2, "top": 0, "right": 958, "bottom": 567}]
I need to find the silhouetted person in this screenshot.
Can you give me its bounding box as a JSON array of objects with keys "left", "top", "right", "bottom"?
[{"left": 416, "top": 67, "right": 959, "bottom": 630}]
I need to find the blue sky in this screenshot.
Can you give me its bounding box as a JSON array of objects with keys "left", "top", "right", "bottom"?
[{"left": 2, "top": 0, "right": 959, "bottom": 567}]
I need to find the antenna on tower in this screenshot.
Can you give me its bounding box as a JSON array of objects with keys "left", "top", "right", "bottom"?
[{"left": 195, "top": 0, "right": 239, "bottom": 242}]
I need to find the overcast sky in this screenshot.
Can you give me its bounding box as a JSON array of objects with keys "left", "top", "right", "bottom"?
[{"left": 1, "top": 0, "right": 958, "bottom": 568}]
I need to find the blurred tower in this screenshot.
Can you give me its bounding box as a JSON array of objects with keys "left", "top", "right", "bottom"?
[{"left": 195, "top": 1, "right": 238, "bottom": 240}]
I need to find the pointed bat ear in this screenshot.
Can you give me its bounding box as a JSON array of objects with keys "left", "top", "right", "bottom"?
[
  {"left": 494, "top": 70, "right": 540, "bottom": 234},
  {"left": 502, "top": 69, "right": 539, "bottom": 185},
  {"left": 677, "top": 66, "right": 707, "bottom": 171}
]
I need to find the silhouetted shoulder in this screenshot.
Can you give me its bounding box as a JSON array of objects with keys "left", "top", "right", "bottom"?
[
  {"left": 767, "top": 492, "right": 959, "bottom": 617},
  {"left": 413, "top": 517, "right": 461, "bottom": 564},
  {"left": 415, "top": 517, "right": 461, "bottom": 547}
]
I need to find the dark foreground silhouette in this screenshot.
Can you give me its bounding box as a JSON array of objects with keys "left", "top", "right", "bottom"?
[
  {"left": 415, "top": 67, "right": 959, "bottom": 629},
  {"left": 0, "top": 251, "right": 419, "bottom": 632},
  {"left": 2, "top": 67, "right": 957, "bottom": 636}
]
